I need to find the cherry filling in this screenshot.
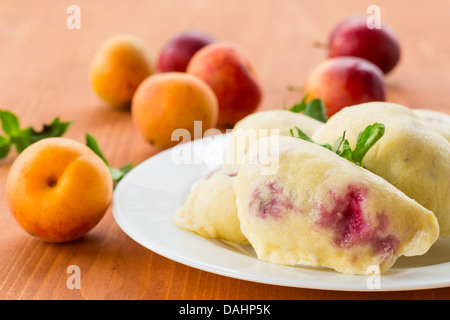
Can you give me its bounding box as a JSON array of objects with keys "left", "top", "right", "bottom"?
[
  {"left": 249, "top": 181, "right": 294, "bottom": 220},
  {"left": 317, "top": 184, "right": 399, "bottom": 259},
  {"left": 317, "top": 185, "right": 368, "bottom": 247},
  {"left": 373, "top": 234, "right": 399, "bottom": 257},
  {"left": 249, "top": 182, "right": 399, "bottom": 259},
  {"left": 204, "top": 169, "right": 237, "bottom": 180}
]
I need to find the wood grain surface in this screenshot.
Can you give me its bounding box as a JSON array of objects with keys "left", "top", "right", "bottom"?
[{"left": 0, "top": 0, "right": 449, "bottom": 300}]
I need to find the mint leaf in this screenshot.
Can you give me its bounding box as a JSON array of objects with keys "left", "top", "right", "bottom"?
[
  {"left": 289, "top": 123, "right": 385, "bottom": 167},
  {"left": 10, "top": 128, "right": 32, "bottom": 153},
  {"left": 332, "top": 133, "right": 346, "bottom": 154},
  {"left": 304, "top": 99, "right": 328, "bottom": 123},
  {"left": 119, "top": 163, "right": 134, "bottom": 176},
  {"left": 0, "top": 110, "right": 72, "bottom": 159},
  {"left": 85, "top": 133, "right": 134, "bottom": 186},
  {"left": 109, "top": 167, "right": 125, "bottom": 182},
  {"left": 0, "top": 136, "right": 11, "bottom": 158},
  {"left": 290, "top": 126, "right": 333, "bottom": 151},
  {"left": 288, "top": 94, "right": 308, "bottom": 113},
  {"left": 350, "top": 123, "right": 385, "bottom": 166},
  {"left": 339, "top": 139, "right": 353, "bottom": 162},
  {"left": 85, "top": 133, "right": 109, "bottom": 165},
  {"left": 287, "top": 94, "right": 328, "bottom": 123},
  {"left": 0, "top": 110, "right": 20, "bottom": 137},
  {"left": 289, "top": 126, "right": 314, "bottom": 143},
  {"left": 30, "top": 118, "right": 72, "bottom": 143}
]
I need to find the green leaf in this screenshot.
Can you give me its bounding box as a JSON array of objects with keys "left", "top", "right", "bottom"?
[
  {"left": 350, "top": 123, "right": 385, "bottom": 166},
  {"left": 0, "top": 110, "right": 72, "bottom": 157},
  {"left": 304, "top": 99, "right": 328, "bottom": 123},
  {"left": 0, "top": 135, "right": 11, "bottom": 159},
  {"left": 339, "top": 139, "right": 353, "bottom": 162},
  {"left": 85, "top": 133, "right": 134, "bottom": 186},
  {"left": 10, "top": 128, "right": 32, "bottom": 153},
  {"left": 290, "top": 126, "right": 315, "bottom": 143},
  {"left": 109, "top": 167, "right": 125, "bottom": 182},
  {"left": 119, "top": 163, "right": 135, "bottom": 175},
  {"left": 287, "top": 94, "right": 308, "bottom": 113},
  {"left": 85, "top": 133, "right": 109, "bottom": 165},
  {"left": 289, "top": 123, "right": 385, "bottom": 167},
  {"left": 332, "top": 132, "right": 345, "bottom": 154},
  {"left": 290, "top": 126, "right": 333, "bottom": 151},
  {"left": 29, "top": 118, "right": 72, "bottom": 143},
  {"left": 0, "top": 110, "right": 20, "bottom": 137},
  {"left": 287, "top": 94, "right": 328, "bottom": 123}
]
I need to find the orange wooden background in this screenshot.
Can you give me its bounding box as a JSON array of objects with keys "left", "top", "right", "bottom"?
[{"left": 0, "top": 0, "right": 449, "bottom": 299}]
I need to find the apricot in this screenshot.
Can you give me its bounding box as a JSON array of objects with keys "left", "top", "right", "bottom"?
[
  {"left": 328, "top": 15, "right": 401, "bottom": 75},
  {"left": 6, "top": 138, "right": 113, "bottom": 243},
  {"left": 303, "top": 56, "right": 386, "bottom": 117},
  {"left": 187, "top": 42, "right": 262, "bottom": 127},
  {"left": 90, "top": 34, "right": 154, "bottom": 108},
  {"left": 131, "top": 72, "right": 218, "bottom": 149},
  {"left": 158, "top": 30, "right": 215, "bottom": 72}
]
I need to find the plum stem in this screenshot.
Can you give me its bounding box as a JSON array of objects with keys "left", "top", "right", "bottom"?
[
  {"left": 287, "top": 84, "right": 304, "bottom": 92},
  {"left": 313, "top": 41, "right": 329, "bottom": 50}
]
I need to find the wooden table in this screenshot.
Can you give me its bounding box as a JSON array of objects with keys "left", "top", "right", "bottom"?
[{"left": 0, "top": 0, "right": 449, "bottom": 300}]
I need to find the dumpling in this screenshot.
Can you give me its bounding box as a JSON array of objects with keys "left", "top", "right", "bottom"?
[
  {"left": 413, "top": 109, "right": 450, "bottom": 142},
  {"left": 173, "top": 166, "right": 248, "bottom": 244},
  {"left": 233, "top": 135, "right": 439, "bottom": 274},
  {"left": 223, "top": 109, "right": 323, "bottom": 167},
  {"left": 313, "top": 102, "right": 450, "bottom": 237}
]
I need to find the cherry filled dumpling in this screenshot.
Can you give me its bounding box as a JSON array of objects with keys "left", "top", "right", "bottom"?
[
  {"left": 223, "top": 109, "right": 323, "bottom": 167},
  {"left": 313, "top": 102, "right": 450, "bottom": 237},
  {"left": 413, "top": 109, "right": 450, "bottom": 142},
  {"left": 234, "top": 136, "right": 439, "bottom": 274},
  {"left": 173, "top": 166, "right": 248, "bottom": 244}
]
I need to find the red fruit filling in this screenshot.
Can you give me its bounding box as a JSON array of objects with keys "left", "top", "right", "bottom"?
[
  {"left": 249, "top": 181, "right": 294, "bottom": 220},
  {"left": 317, "top": 184, "right": 399, "bottom": 258}
]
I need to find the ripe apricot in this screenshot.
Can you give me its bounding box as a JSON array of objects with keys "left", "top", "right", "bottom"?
[
  {"left": 131, "top": 72, "right": 218, "bottom": 149},
  {"left": 90, "top": 34, "right": 154, "bottom": 108},
  {"left": 6, "top": 138, "right": 113, "bottom": 242}
]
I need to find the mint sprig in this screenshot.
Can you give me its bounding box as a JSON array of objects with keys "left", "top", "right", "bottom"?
[
  {"left": 0, "top": 110, "right": 72, "bottom": 159},
  {"left": 287, "top": 94, "right": 328, "bottom": 123},
  {"left": 290, "top": 122, "right": 385, "bottom": 167},
  {"left": 85, "top": 133, "right": 134, "bottom": 186}
]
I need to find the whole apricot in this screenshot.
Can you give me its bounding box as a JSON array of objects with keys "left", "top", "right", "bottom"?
[
  {"left": 90, "top": 34, "right": 154, "bottom": 108},
  {"left": 131, "top": 72, "right": 218, "bottom": 149},
  {"left": 6, "top": 138, "right": 113, "bottom": 243},
  {"left": 187, "top": 42, "right": 262, "bottom": 127}
]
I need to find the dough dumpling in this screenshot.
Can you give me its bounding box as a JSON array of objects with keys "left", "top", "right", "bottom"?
[
  {"left": 173, "top": 166, "right": 248, "bottom": 244},
  {"left": 224, "top": 109, "right": 323, "bottom": 167},
  {"left": 313, "top": 102, "right": 450, "bottom": 237},
  {"left": 413, "top": 109, "right": 450, "bottom": 142},
  {"left": 234, "top": 136, "right": 439, "bottom": 274}
]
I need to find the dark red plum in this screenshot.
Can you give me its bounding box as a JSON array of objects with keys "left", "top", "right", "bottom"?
[
  {"left": 157, "top": 30, "right": 215, "bottom": 72},
  {"left": 328, "top": 15, "right": 401, "bottom": 74}
]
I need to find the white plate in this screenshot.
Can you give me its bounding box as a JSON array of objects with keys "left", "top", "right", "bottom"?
[{"left": 112, "top": 133, "right": 450, "bottom": 292}]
